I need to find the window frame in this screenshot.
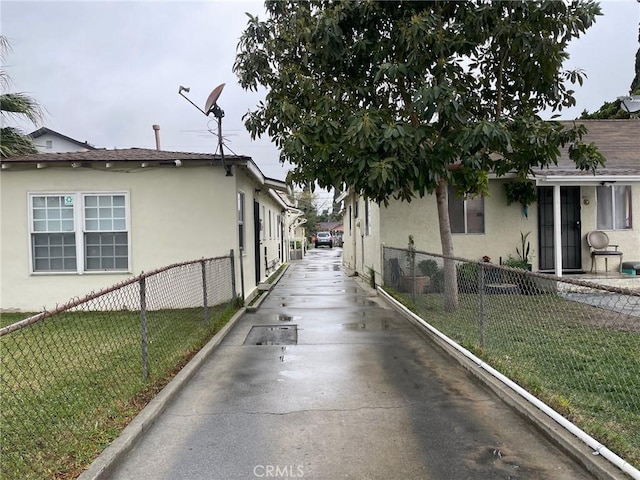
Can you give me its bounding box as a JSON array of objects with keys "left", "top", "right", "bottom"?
[
  {"left": 447, "top": 186, "right": 485, "bottom": 235},
  {"left": 596, "top": 185, "right": 632, "bottom": 231},
  {"left": 29, "top": 191, "right": 131, "bottom": 275}
]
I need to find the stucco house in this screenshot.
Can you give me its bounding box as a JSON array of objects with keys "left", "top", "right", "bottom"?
[
  {"left": 0, "top": 147, "right": 295, "bottom": 312},
  {"left": 341, "top": 119, "right": 640, "bottom": 281},
  {"left": 29, "top": 127, "right": 97, "bottom": 153}
]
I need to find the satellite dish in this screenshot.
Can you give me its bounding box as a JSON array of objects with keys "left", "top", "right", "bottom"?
[
  {"left": 618, "top": 95, "right": 640, "bottom": 113},
  {"left": 204, "top": 83, "right": 225, "bottom": 115},
  {"left": 178, "top": 81, "right": 232, "bottom": 176}
]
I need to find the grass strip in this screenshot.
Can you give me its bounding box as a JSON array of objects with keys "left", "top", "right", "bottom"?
[
  {"left": 0, "top": 304, "right": 238, "bottom": 480},
  {"left": 390, "top": 289, "right": 640, "bottom": 468}
]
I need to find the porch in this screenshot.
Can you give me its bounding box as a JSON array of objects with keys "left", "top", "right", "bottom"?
[{"left": 562, "top": 271, "right": 640, "bottom": 291}]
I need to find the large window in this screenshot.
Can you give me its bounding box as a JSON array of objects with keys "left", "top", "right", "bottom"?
[
  {"left": 30, "top": 193, "right": 129, "bottom": 273},
  {"left": 31, "top": 195, "right": 77, "bottom": 272},
  {"left": 448, "top": 186, "right": 484, "bottom": 234},
  {"left": 597, "top": 185, "right": 632, "bottom": 230}
]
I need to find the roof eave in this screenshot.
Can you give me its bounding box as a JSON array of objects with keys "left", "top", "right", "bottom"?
[{"left": 535, "top": 174, "right": 640, "bottom": 186}]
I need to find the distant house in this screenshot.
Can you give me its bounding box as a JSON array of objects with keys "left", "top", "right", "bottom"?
[
  {"left": 29, "top": 127, "right": 97, "bottom": 153},
  {"left": 0, "top": 147, "right": 296, "bottom": 312},
  {"left": 341, "top": 119, "right": 640, "bottom": 280},
  {"left": 316, "top": 221, "right": 343, "bottom": 233},
  {"left": 316, "top": 221, "right": 344, "bottom": 247}
]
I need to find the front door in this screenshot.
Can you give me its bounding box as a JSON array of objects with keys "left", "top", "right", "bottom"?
[{"left": 538, "top": 186, "right": 582, "bottom": 272}]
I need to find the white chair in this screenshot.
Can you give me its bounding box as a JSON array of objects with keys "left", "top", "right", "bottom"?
[{"left": 586, "top": 231, "right": 623, "bottom": 273}]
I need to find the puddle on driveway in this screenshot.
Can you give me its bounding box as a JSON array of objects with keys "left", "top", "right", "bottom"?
[
  {"left": 342, "top": 322, "right": 366, "bottom": 330},
  {"left": 352, "top": 298, "right": 378, "bottom": 307},
  {"left": 341, "top": 320, "right": 390, "bottom": 331},
  {"left": 243, "top": 325, "right": 298, "bottom": 345},
  {"left": 273, "top": 314, "right": 301, "bottom": 322}
]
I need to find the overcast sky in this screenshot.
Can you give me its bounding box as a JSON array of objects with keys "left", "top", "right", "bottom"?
[{"left": 2, "top": 0, "right": 639, "bottom": 191}]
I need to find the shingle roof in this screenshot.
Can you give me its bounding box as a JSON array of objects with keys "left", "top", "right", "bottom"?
[
  {"left": 536, "top": 119, "right": 640, "bottom": 177},
  {"left": 0, "top": 147, "right": 251, "bottom": 164}
]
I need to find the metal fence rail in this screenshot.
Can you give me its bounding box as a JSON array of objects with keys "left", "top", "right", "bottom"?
[
  {"left": 0, "top": 254, "right": 238, "bottom": 480},
  {"left": 382, "top": 246, "right": 640, "bottom": 469}
]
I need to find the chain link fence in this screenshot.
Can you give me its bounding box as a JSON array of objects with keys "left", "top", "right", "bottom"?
[
  {"left": 383, "top": 246, "right": 640, "bottom": 468},
  {"left": 0, "top": 254, "right": 238, "bottom": 480}
]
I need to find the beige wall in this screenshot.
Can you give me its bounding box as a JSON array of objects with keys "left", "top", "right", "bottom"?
[
  {"left": 0, "top": 165, "right": 269, "bottom": 312},
  {"left": 343, "top": 181, "right": 639, "bottom": 278},
  {"left": 579, "top": 184, "right": 640, "bottom": 271},
  {"left": 380, "top": 179, "right": 538, "bottom": 265},
  {"left": 341, "top": 193, "right": 382, "bottom": 283}
]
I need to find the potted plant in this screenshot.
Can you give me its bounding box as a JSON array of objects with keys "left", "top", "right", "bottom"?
[
  {"left": 504, "top": 232, "right": 537, "bottom": 294},
  {"left": 418, "top": 259, "right": 438, "bottom": 292},
  {"left": 515, "top": 231, "right": 533, "bottom": 270}
]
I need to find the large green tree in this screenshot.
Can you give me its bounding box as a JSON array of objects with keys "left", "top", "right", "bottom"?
[
  {"left": 234, "top": 0, "right": 604, "bottom": 310},
  {"left": 1, "top": 35, "right": 43, "bottom": 158}
]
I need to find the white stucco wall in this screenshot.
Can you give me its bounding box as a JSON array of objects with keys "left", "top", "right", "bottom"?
[
  {"left": 32, "top": 132, "right": 93, "bottom": 153},
  {"left": 0, "top": 165, "right": 250, "bottom": 311},
  {"left": 341, "top": 193, "right": 382, "bottom": 284}
]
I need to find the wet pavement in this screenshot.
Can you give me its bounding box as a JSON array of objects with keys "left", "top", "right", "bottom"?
[{"left": 107, "top": 248, "right": 600, "bottom": 479}]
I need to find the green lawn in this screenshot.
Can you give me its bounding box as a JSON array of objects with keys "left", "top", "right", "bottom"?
[
  {"left": 0, "top": 304, "right": 238, "bottom": 480},
  {"left": 391, "top": 289, "right": 640, "bottom": 468}
]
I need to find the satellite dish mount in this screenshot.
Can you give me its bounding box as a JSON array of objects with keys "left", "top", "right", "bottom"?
[{"left": 179, "top": 83, "right": 232, "bottom": 176}]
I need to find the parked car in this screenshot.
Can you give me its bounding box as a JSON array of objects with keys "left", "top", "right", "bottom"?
[{"left": 315, "top": 231, "right": 333, "bottom": 248}]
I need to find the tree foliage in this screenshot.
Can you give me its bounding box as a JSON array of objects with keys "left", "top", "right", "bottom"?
[
  {"left": 631, "top": 26, "right": 640, "bottom": 94},
  {"left": 234, "top": 0, "right": 605, "bottom": 206},
  {"left": 1, "top": 35, "right": 43, "bottom": 158}
]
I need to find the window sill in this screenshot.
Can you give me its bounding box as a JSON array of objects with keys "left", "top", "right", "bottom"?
[{"left": 31, "top": 270, "right": 131, "bottom": 276}]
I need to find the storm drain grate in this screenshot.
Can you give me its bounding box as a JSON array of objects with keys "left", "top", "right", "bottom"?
[{"left": 244, "top": 325, "right": 298, "bottom": 345}]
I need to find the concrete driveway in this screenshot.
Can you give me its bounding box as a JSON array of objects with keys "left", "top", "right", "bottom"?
[{"left": 104, "top": 248, "right": 603, "bottom": 480}]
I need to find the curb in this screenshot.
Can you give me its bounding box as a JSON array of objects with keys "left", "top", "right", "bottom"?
[
  {"left": 377, "top": 288, "right": 629, "bottom": 480},
  {"left": 77, "top": 307, "right": 246, "bottom": 480},
  {"left": 246, "top": 263, "right": 291, "bottom": 312}
]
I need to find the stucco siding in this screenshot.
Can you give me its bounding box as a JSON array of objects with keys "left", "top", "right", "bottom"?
[
  {"left": 580, "top": 184, "right": 640, "bottom": 270},
  {"left": 1, "top": 166, "right": 240, "bottom": 311},
  {"left": 32, "top": 132, "right": 93, "bottom": 153},
  {"left": 346, "top": 181, "right": 639, "bottom": 277},
  {"left": 341, "top": 194, "right": 382, "bottom": 283},
  {"left": 379, "top": 180, "right": 538, "bottom": 265}
]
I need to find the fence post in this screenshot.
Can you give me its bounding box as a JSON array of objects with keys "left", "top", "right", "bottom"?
[
  {"left": 201, "top": 260, "right": 209, "bottom": 325},
  {"left": 478, "top": 263, "right": 486, "bottom": 349},
  {"left": 410, "top": 249, "right": 416, "bottom": 303},
  {"left": 230, "top": 249, "right": 238, "bottom": 301},
  {"left": 140, "top": 276, "right": 149, "bottom": 381}
]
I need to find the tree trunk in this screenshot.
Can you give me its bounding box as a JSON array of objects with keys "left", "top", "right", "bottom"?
[{"left": 435, "top": 179, "right": 459, "bottom": 312}]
